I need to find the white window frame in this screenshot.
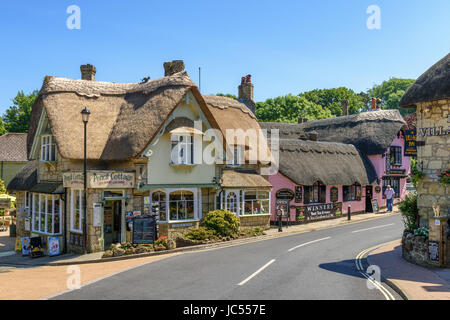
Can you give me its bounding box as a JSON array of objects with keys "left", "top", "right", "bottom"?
[
  {"left": 168, "top": 189, "right": 196, "bottom": 221},
  {"left": 170, "top": 134, "right": 194, "bottom": 165},
  {"left": 70, "top": 189, "right": 83, "bottom": 233},
  {"left": 31, "top": 193, "right": 62, "bottom": 235},
  {"left": 149, "top": 190, "right": 167, "bottom": 222},
  {"left": 242, "top": 190, "right": 271, "bottom": 216},
  {"left": 40, "top": 135, "right": 57, "bottom": 162}
]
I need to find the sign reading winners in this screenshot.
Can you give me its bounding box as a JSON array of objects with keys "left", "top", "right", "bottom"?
[
  {"left": 63, "top": 171, "right": 135, "bottom": 189},
  {"left": 404, "top": 129, "right": 417, "bottom": 157}
]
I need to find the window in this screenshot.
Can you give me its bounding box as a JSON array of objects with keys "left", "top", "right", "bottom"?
[
  {"left": 70, "top": 189, "right": 83, "bottom": 233},
  {"left": 169, "top": 190, "right": 194, "bottom": 220},
  {"left": 41, "top": 135, "right": 57, "bottom": 162},
  {"left": 170, "top": 134, "right": 194, "bottom": 165},
  {"left": 226, "top": 192, "right": 239, "bottom": 214},
  {"left": 228, "top": 146, "right": 243, "bottom": 167},
  {"left": 150, "top": 191, "right": 167, "bottom": 221},
  {"left": 389, "top": 146, "right": 402, "bottom": 165},
  {"left": 31, "top": 193, "right": 62, "bottom": 234},
  {"left": 243, "top": 190, "right": 270, "bottom": 215},
  {"left": 304, "top": 182, "right": 326, "bottom": 204},
  {"left": 343, "top": 183, "right": 362, "bottom": 202},
  {"left": 383, "top": 178, "right": 400, "bottom": 199}
]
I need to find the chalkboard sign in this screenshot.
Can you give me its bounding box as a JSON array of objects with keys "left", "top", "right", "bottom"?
[
  {"left": 371, "top": 199, "right": 379, "bottom": 213},
  {"left": 132, "top": 216, "right": 157, "bottom": 244},
  {"left": 429, "top": 241, "right": 439, "bottom": 263}
]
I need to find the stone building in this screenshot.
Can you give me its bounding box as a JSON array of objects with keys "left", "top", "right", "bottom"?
[{"left": 400, "top": 52, "right": 450, "bottom": 225}]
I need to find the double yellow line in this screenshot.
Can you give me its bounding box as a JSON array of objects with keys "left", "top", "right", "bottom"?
[{"left": 355, "top": 244, "right": 396, "bottom": 300}]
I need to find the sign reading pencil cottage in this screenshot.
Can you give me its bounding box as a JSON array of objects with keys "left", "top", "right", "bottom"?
[{"left": 63, "top": 171, "right": 135, "bottom": 188}]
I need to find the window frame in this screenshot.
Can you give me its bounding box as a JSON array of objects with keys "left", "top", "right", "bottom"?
[
  {"left": 70, "top": 189, "right": 83, "bottom": 233},
  {"left": 382, "top": 178, "right": 400, "bottom": 199},
  {"left": 31, "top": 193, "right": 62, "bottom": 235},
  {"left": 343, "top": 183, "right": 362, "bottom": 202},
  {"left": 304, "top": 182, "right": 326, "bottom": 204},
  {"left": 389, "top": 146, "right": 402, "bottom": 166},
  {"left": 170, "top": 134, "right": 194, "bottom": 165},
  {"left": 40, "top": 135, "right": 57, "bottom": 162},
  {"left": 242, "top": 190, "right": 270, "bottom": 216},
  {"left": 168, "top": 189, "right": 196, "bottom": 221}
]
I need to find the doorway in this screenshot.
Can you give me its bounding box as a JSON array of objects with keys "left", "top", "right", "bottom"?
[
  {"left": 365, "top": 186, "right": 373, "bottom": 213},
  {"left": 103, "top": 199, "right": 122, "bottom": 250}
]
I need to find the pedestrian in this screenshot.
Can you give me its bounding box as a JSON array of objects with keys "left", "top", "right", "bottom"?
[{"left": 384, "top": 185, "right": 395, "bottom": 212}]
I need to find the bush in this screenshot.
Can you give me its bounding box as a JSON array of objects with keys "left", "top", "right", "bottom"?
[
  {"left": 184, "top": 227, "right": 217, "bottom": 241},
  {"left": 414, "top": 227, "right": 429, "bottom": 238},
  {"left": 399, "top": 192, "right": 419, "bottom": 232},
  {"left": 203, "top": 210, "right": 240, "bottom": 237},
  {"left": 155, "top": 236, "right": 168, "bottom": 247}
]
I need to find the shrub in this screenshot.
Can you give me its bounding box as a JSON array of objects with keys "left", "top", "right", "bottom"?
[
  {"left": 399, "top": 192, "right": 419, "bottom": 232},
  {"left": 155, "top": 236, "right": 168, "bottom": 247},
  {"left": 203, "top": 210, "right": 240, "bottom": 237},
  {"left": 414, "top": 227, "right": 429, "bottom": 238},
  {"left": 184, "top": 227, "right": 216, "bottom": 241}
]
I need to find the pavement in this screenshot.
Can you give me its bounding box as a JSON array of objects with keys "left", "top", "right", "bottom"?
[{"left": 368, "top": 240, "right": 450, "bottom": 300}]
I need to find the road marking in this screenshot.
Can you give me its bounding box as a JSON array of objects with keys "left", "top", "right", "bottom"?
[
  {"left": 0, "top": 251, "right": 16, "bottom": 258},
  {"left": 287, "top": 237, "right": 331, "bottom": 252},
  {"left": 238, "top": 259, "right": 276, "bottom": 286},
  {"left": 355, "top": 245, "right": 395, "bottom": 300},
  {"left": 351, "top": 223, "right": 395, "bottom": 233}
]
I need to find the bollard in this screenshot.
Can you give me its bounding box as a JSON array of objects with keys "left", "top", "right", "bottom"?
[
  {"left": 278, "top": 215, "right": 283, "bottom": 232},
  {"left": 347, "top": 205, "right": 351, "bottom": 221}
]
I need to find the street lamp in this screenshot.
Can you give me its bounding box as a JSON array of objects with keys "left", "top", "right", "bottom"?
[{"left": 81, "top": 107, "right": 90, "bottom": 254}]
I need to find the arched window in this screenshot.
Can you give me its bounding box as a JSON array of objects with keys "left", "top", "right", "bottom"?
[
  {"left": 226, "top": 192, "right": 238, "bottom": 214},
  {"left": 169, "top": 190, "right": 194, "bottom": 220},
  {"left": 151, "top": 191, "right": 167, "bottom": 221}
]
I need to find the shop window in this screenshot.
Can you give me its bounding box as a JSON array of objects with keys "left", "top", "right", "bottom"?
[
  {"left": 31, "top": 193, "right": 62, "bottom": 234},
  {"left": 343, "top": 183, "right": 362, "bottom": 202},
  {"left": 304, "top": 182, "right": 326, "bottom": 204},
  {"left": 169, "top": 190, "right": 194, "bottom": 220},
  {"left": 383, "top": 178, "right": 400, "bottom": 199},
  {"left": 389, "top": 146, "right": 402, "bottom": 165},
  {"left": 243, "top": 190, "right": 270, "bottom": 215},
  {"left": 150, "top": 191, "right": 167, "bottom": 221},
  {"left": 170, "top": 134, "right": 194, "bottom": 165},
  {"left": 41, "top": 135, "right": 57, "bottom": 162},
  {"left": 70, "top": 189, "right": 83, "bottom": 233}
]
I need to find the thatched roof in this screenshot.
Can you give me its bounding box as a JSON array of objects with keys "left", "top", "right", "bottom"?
[
  {"left": 221, "top": 170, "right": 272, "bottom": 188},
  {"left": 262, "top": 110, "right": 405, "bottom": 156},
  {"left": 27, "top": 72, "right": 219, "bottom": 160},
  {"left": 7, "top": 160, "right": 37, "bottom": 191},
  {"left": 0, "top": 133, "right": 28, "bottom": 162},
  {"left": 276, "top": 139, "right": 377, "bottom": 186},
  {"left": 400, "top": 53, "right": 450, "bottom": 107}
]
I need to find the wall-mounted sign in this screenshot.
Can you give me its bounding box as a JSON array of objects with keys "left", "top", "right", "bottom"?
[
  {"left": 62, "top": 172, "right": 85, "bottom": 188},
  {"left": 330, "top": 187, "right": 339, "bottom": 203},
  {"left": 0, "top": 198, "right": 11, "bottom": 209},
  {"left": 387, "top": 169, "right": 406, "bottom": 175},
  {"left": 404, "top": 129, "right": 417, "bottom": 157},
  {"left": 93, "top": 203, "right": 103, "bottom": 227},
  {"left": 429, "top": 241, "right": 439, "bottom": 262},
  {"left": 24, "top": 218, "right": 31, "bottom": 231},
  {"left": 294, "top": 186, "right": 303, "bottom": 203},
  {"left": 419, "top": 126, "right": 449, "bottom": 137},
  {"left": 375, "top": 186, "right": 381, "bottom": 193},
  {"left": 63, "top": 171, "right": 135, "bottom": 189},
  {"left": 275, "top": 189, "right": 295, "bottom": 200},
  {"left": 296, "top": 203, "right": 342, "bottom": 224}
]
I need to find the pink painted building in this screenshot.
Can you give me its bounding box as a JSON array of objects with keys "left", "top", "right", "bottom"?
[{"left": 261, "top": 109, "right": 411, "bottom": 224}]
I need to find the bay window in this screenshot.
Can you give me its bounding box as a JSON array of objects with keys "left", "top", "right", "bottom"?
[
  {"left": 70, "top": 189, "right": 83, "bottom": 233},
  {"left": 243, "top": 190, "right": 270, "bottom": 215},
  {"left": 31, "top": 193, "right": 62, "bottom": 234},
  {"left": 170, "top": 134, "right": 194, "bottom": 165},
  {"left": 343, "top": 183, "right": 362, "bottom": 202},
  {"left": 41, "top": 135, "right": 57, "bottom": 162}
]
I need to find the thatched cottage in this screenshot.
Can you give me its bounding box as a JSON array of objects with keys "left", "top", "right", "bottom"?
[
  {"left": 400, "top": 52, "right": 450, "bottom": 225},
  {"left": 261, "top": 108, "right": 410, "bottom": 224},
  {"left": 8, "top": 61, "right": 272, "bottom": 254}
]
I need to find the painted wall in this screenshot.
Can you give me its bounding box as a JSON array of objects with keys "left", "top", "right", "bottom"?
[{"left": 2, "top": 161, "right": 27, "bottom": 188}]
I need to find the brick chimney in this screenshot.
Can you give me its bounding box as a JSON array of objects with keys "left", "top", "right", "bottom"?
[
  {"left": 238, "top": 74, "right": 255, "bottom": 114},
  {"left": 163, "top": 60, "right": 185, "bottom": 76},
  {"left": 371, "top": 97, "right": 377, "bottom": 110},
  {"left": 80, "top": 64, "right": 96, "bottom": 81},
  {"left": 341, "top": 99, "right": 349, "bottom": 116}
]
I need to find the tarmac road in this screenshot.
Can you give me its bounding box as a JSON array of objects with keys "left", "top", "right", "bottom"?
[{"left": 52, "top": 214, "right": 404, "bottom": 300}]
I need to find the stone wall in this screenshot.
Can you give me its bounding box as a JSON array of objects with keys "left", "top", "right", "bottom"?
[
  {"left": 159, "top": 221, "right": 200, "bottom": 240},
  {"left": 239, "top": 214, "right": 271, "bottom": 230},
  {"left": 416, "top": 100, "right": 449, "bottom": 226},
  {"left": 402, "top": 231, "right": 430, "bottom": 267}
]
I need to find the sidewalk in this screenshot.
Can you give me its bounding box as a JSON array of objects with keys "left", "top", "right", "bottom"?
[
  {"left": 0, "top": 229, "right": 16, "bottom": 255},
  {"left": 368, "top": 240, "right": 450, "bottom": 300}
]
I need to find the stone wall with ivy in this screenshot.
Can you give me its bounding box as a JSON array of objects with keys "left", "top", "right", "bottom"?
[{"left": 415, "top": 99, "right": 449, "bottom": 226}]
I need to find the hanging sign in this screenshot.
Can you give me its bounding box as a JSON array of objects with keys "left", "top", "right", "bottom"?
[
  {"left": 330, "top": 187, "right": 339, "bottom": 203},
  {"left": 276, "top": 189, "right": 294, "bottom": 200},
  {"left": 404, "top": 129, "right": 417, "bottom": 157}
]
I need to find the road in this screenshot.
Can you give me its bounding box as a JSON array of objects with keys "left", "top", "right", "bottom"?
[{"left": 52, "top": 214, "right": 403, "bottom": 300}]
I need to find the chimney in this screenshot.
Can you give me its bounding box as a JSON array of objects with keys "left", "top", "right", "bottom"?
[
  {"left": 371, "top": 97, "right": 377, "bottom": 110},
  {"left": 341, "top": 99, "right": 349, "bottom": 116},
  {"left": 163, "top": 60, "right": 185, "bottom": 76},
  {"left": 80, "top": 64, "right": 96, "bottom": 81},
  {"left": 376, "top": 98, "right": 382, "bottom": 110},
  {"left": 238, "top": 74, "right": 255, "bottom": 114}
]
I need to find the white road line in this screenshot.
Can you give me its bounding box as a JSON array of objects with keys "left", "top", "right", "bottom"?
[
  {"left": 287, "top": 237, "right": 331, "bottom": 252},
  {"left": 0, "top": 251, "right": 16, "bottom": 258},
  {"left": 351, "top": 223, "right": 395, "bottom": 233},
  {"left": 237, "top": 259, "right": 276, "bottom": 286}
]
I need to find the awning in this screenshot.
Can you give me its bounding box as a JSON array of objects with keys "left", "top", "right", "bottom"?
[
  {"left": 29, "top": 183, "right": 64, "bottom": 194},
  {"left": 221, "top": 170, "right": 272, "bottom": 188}
]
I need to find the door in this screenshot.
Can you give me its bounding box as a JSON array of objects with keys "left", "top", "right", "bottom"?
[
  {"left": 225, "top": 190, "right": 240, "bottom": 215},
  {"left": 103, "top": 199, "right": 122, "bottom": 250},
  {"left": 365, "top": 186, "right": 373, "bottom": 213}
]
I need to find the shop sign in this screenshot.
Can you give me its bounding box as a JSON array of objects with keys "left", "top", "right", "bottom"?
[
  {"left": 276, "top": 199, "right": 289, "bottom": 217},
  {"left": 0, "top": 198, "right": 11, "bottom": 209},
  {"left": 93, "top": 203, "right": 103, "bottom": 227},
  {"left": 132, "top": 216, "right": 157, "bottom": 244},
  {"left": 296, "top": 202, "right": 342, "bottom": 224},
  {"left": 330, "top": 187, "right": 339, "bottom": 203},
  {"left": 387, "top": 169, "right": 406, "bottom": 175},
  {"left": 419, "top": 126, "right": 449, "bottom": 137},
  {"left": 89, "top": 172, "right": 135, "bottom": 188},
  {"left": 276, "top": 189, "right": 295, "bottom": 200},
  {"left": 63, "top": 172, "right": 85, "bottom": 188},
  {"left": 404, "top": 129, "right": 417, "bottom": 157},
  {"left": 294, "top": 186, "right": 303, "bottom": 203}
]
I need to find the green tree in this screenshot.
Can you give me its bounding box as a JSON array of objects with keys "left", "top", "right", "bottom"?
[
  {"left": 0, "top": 179, "right": 6, "bottom": 194},
  {"left": 256, "top": 94, "right": 333, "bottom": 123},
  {"left": 367, "top": 78, "right": 415, "bottom": 115},
  {"left": 0, "top": 118, "right": 6, "bottom": 135},
  {"left": 300, "top": 87, "right": 365, "bottom": 116},
  {"left": 2, "top": 90, "right": 38, "bottom": 133}
]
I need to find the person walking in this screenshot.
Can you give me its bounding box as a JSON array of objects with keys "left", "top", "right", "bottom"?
[{"left": 384, "top": 185, "right": 395, "bottom": 212}]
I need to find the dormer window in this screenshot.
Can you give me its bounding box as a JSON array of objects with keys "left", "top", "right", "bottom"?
[
  {"left": 170, "top": 134, "right": 194, "bottom": 165},
  {"left": 41, "top": 135, "right": 57, "bottom": 162}
]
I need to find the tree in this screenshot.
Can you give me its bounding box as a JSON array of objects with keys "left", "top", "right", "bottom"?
[
  {"left": 0, "top": 179, "right": 6, "bottom": 194},
  {"left": 256, "top": 94, "right": 333, "bottom": 123},
  {"left": 300, "top": 87, "right": 366, "bottom": 116},
  {"left": 2, "top": 90, "right": 38, "bottom": 133},
  {"left": 367, "top": 78, "right": 415, "bottom": 115},
  {"left": 0, "top": 118, "right": 6, "bottom": 135}
]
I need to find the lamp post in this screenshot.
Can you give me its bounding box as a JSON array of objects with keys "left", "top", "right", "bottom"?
[{"left": 81, "top": 107, "right": 90, "bottom": 254}]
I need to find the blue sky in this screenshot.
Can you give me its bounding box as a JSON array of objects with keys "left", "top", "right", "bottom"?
[{"left": 0, "top": 0, "right": 449, "bottom": 114}]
